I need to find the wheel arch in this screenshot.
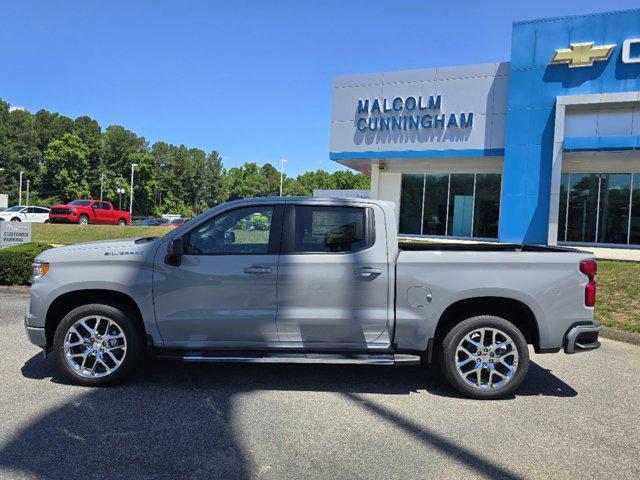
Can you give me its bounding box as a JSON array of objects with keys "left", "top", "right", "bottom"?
[
  {"left": 45, "top": 289, "right": 146, "bottom": 346},
  {"left": 434, "top": 296, "right": 540, "bottom": 351}
]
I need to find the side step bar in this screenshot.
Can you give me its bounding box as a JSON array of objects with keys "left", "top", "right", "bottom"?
[{"left": 179, "top": 353, "right": 421, "bottom": 366}]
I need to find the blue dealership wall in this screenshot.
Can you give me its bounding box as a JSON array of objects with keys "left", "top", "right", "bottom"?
[{"left": 499, "top": 8, "right": 640, "bottom": 244}]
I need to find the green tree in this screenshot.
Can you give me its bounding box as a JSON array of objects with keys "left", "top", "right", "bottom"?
[
  {"left": 33, "top": 109, "right": 73, "bottom": 154},
  {"left": 102, "top": 125, "right": 148, "bottom": 175},
  {"left": 43, "top": 133, "right": 91, "bottom": 201},
  {"left": 331, "top": 170, "right": 370, "bottom": 190},
  {"left": 73, "top": 116, "right": 102, "bottom": 173}
]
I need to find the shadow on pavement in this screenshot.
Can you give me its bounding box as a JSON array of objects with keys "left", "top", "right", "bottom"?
[{"left": 3, "top": 353, "right": 575, "bottom": 478}]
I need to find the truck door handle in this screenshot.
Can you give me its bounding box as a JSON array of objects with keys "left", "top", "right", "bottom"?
[
  {"left": 243, "top": 265, "right": 272, "bottom": 275},
  {"left": 354, "top": 267, "right": 382, "bottom": 277}
]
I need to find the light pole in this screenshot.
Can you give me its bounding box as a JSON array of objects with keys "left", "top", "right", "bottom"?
[
  {"left": 99, "top": 172, "right": 105, "bottom": 202},
  {"left": 19, "top": 171, "right": 23, "bottom": 206},
  {"left": 25, "top": 179, "right": 30, "bottom": 208},
  {"left": 279, "top": 158, "right": 287, "bottom": 196},
  {"left": 116, "top": 188, "right": 125, "bottom": 211},
  {"left": 129, "top": 163, "right": 138, "bottom": 215}
]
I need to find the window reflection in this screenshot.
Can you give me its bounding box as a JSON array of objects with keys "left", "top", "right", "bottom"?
[{"left": 399, "top": 173, "right": 502, "bottom": 239}]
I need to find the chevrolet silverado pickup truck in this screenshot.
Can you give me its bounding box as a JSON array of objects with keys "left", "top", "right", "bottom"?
[
  {"left": 49, "top": 200, "right": 130, "bottom": 225},
  {"left": 25, "top": 197, "right": 601, "bottom": 399}
]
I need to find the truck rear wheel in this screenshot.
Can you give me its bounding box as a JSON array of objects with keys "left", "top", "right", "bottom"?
[
  {"left": 53, "top": 303, "right": 143, "bottom": 386},
  {"left": 78, "top": 214, "right": 89, "bottom": 225},
  {"left": 438, "top": 315, "right": 529, "bottom": 399},
  {"left": 117, "top": 219, "right": 126, "bottom": 226}
]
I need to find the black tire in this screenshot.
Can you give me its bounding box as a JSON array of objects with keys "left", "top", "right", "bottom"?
[
  {"left": 11, "top": 217, "right": 21, "bottom": 222},
  {"left": 53, "top": 303, "right": 143, "bottom": 386},
  {"left": 117, "top": 219, "right": 126, "bottom": 226},
  {"left": 44, "top": 219, "right": 49, "bottom": 224},
  {"left": 438, "top": 315, "right": 529, "bottom": 400},
  {"left": 78, "top": 214, "right": 89, "bottom": 225}
]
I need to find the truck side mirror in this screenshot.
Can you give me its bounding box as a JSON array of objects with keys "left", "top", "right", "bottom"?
[
  {"left": 165, "top": 237, "right": 183, "bottom": 266},
  {"left": 224, "top": 231, "right": 236, "bottom": 244}
]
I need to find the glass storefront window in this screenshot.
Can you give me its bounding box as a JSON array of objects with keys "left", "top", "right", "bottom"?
[
  {"left": 422, "top": 174, "right": 449, "bottom": 235},
  {"left": 630, "top": 174, "right": 640, "bottom": 245},
  {"left": 473, "top": 174, "right": 502, "bottom": 238},
  {"left": 399, "top": 174, "right": 424, "bottom": 234},
  {"left": 399, "top": 173, "right": 501, "bottom": 239},
  {"left": 566, "top": 173, "right": 599, "bottom": 243},
  {"left": 558, "top": 172, "right": 638, "bottom": 246},
  {"left": 557, "top": 174, "right": 569, "bottom": 242},
  {"left": 598, "top": 174, "right": 631, "bottom": 244},
  {"left": 447, "top": 174, "right": 474, "bottom": 237}
]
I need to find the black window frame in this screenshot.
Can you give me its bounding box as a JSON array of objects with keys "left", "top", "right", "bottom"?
[
  {"left": 181, "top": 204, "right": 284, "bottom": 256},
  {"left": 280, "top": 205, "right": 375, "bottom": 255}
]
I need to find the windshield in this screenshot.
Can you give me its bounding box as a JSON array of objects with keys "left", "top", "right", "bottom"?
[
  {"left": 4, "top": 206, "right": 24, "bottom": 212},
  {"left": 68, "top": 200, "right": 92, "bottom": 206}
]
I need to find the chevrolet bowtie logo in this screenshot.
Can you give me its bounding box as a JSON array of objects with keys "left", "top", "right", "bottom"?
[{"left": 549, "top": 42, "right": 616, "bottom": 68}]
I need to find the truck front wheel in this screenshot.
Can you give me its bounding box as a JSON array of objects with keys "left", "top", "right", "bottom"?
[
  {"left": 438, "top": 315, "right": 530, "bottom": 400},
  {"left": 78, "top": 214, "right": 89, "bottom": 225},
  {"left": 53, "top": 303, "right": 143, "bottom": 386},
  {"left": 117, "top": 219, "right": 127, "bottom": 226}
]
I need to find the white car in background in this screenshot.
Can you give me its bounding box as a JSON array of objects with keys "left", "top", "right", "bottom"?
[{"left": 0, "top": 206, "right": 50, "bottom": 223}]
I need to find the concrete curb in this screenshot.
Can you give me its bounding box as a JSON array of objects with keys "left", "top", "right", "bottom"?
[
  {"left": 600, "top": 326, "right": 640, "bottom": 346},
  {"left": 0, "top": 285, "right": 30, "bottom": 294}
]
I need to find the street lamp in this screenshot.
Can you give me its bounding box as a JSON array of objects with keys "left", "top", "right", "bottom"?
[
  {"left": 19, "top": 171, "right": 24, "bottom": 206},
  {"left": 129, "top": 163, "right": 138, "bottom": 215},
  {"left": 279, "top": 158, "right": 287, "bottom": 196},
  {"left": 116, "top": 188, "right": 125, "bottom": 211}
]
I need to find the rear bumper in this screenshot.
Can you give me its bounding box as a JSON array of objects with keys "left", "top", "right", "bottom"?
[{"left": 564, "top": 322, "right": 602, "bottom": 354}]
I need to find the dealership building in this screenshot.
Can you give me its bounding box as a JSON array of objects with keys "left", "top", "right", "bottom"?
[{"left": 330, "top": 8, "right": 640, "bottom": 247}]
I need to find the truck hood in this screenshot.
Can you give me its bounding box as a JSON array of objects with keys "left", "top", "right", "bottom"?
[{"left": 37, "top": 237, "right": 160, "bottom": 263}]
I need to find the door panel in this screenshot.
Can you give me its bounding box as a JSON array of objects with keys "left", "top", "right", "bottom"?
[
  {"left": 153, "top": 254, "right": 279, "bottom": 345},
  {"left": 153, "top": 205, "right": 281, "bottom": 347},
  {"left": 275, "top": 205, "right": 390, "bottom": 347}
]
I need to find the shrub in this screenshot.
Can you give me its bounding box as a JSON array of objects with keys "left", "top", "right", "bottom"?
[
  {"left": 251, "top": 215, "right": 270, "bottom": 231},
  {"left": 0, "top": 242, "right": 53, "bottom": 285}
]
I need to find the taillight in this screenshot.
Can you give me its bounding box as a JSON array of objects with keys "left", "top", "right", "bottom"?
[{"left": 579, "top": 260, "right": 597, "bottom": 307}]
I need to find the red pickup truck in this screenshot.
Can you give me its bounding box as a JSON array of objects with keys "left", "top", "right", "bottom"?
[{"left": 49, "top": 200, "right": 130, "bottom": 225}]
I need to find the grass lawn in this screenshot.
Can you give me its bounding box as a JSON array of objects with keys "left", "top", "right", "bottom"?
[
  {"left": 32, "top": 224, "right": 174, "bottom": 245},
  {"left": 595, "top": 261, "right": 640, "bottom": 333}
]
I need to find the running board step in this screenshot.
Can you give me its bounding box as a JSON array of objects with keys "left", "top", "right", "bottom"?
[{"left": 180, "top": 353, "right": 421, "bottom": 365}]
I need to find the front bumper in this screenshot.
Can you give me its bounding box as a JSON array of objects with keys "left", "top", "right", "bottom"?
[
  {"left": 564, "top": 322, "right": 602, "bottom": 354},
  {"left": 24, "top": 318, "right": 47, "bottom": 347},
  {"left": 48, "top": 216, "right": 77, "bottom": 223}
]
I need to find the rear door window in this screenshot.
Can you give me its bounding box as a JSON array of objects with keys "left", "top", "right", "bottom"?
[{"left": 289, "top": 206, "right": 371, "bottom": 253}]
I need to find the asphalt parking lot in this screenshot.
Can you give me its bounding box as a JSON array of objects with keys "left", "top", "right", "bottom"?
[{"left": 0, "top": 289, "right": 638, "bottom": 480}]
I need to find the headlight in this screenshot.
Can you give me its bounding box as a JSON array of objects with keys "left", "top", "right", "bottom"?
[{"left": 32, "top": 261, "right": 50, "bottom": 279}]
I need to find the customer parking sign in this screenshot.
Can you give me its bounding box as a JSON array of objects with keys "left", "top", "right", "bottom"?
[{"left": 0, "top": 222, "right": 31, "bottom": 249}]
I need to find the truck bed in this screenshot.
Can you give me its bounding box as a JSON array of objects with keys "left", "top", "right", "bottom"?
[{"left": 398, "top": 242, "right": 585, "bottom": 253}]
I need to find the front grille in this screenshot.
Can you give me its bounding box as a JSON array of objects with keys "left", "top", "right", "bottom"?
[{"left": 51, "top": 208, "right": 72, "bottom": 215}]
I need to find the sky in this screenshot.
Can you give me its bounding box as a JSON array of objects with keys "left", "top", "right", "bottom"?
[{"left": 2, "top": 0, "right": 640, "bottom": 176}]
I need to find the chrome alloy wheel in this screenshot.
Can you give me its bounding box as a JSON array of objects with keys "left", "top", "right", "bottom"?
[
  {"left": 63, "top": 316, "right": 127, "bottom": 378},
  {"left": 455, "top": 327, "right": 519, "bottom": 391}
]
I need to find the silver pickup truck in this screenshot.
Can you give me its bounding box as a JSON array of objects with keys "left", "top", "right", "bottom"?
[{"left": 25, "top": 197, "right": 601, "bottom": 399}]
